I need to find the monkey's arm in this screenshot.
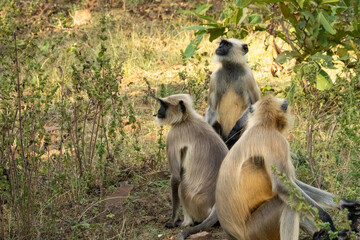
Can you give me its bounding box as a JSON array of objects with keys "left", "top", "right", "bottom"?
[
  {"left": 177, "top": 205, "right": 218, "bottom": 240},
  {"left": 226, "top": 108, "right": 249, "bottom": 149},
  {"left": 205, "top": 107, "right": 217, "bottom": 126},
  {"left": 296, "top": 180, "right": 360, "bottom": 232},
  {"left": 205, "top": 76, "right": 218, "bottom": 126},
  {"left": 245, "top": 75, "right": 261, "bottom": 105},
  {"left": 265, "top": 152, "right": 338, "bottom": 234},
  {"left": 165, "top": 146, "right": 182, "bottom": 228}
]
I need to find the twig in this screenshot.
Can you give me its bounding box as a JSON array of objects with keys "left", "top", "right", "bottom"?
[
  {"left": 278, "top": 19, "right": 299, "bottom": 54},
  {"left": 306, "top": 98, "right": 316, "bottom": 183},
  {"left": 14, "top": 32, "right": 25, "bottom": 161},
  {"left": 142, "top": 77, "right": 156, "bottom": 99},
  {"left": 90, "top": 106, "right": 102, "bottom": 165}
]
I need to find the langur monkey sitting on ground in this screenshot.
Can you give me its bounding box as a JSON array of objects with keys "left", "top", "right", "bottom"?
[
  {"left": 205, "top": 38, "right": 261, "bottom": 143},
  {"left": 155, "top": 94, "right": 228, "bottom": 228},
  {"left": 178, "top": 95, "right": 360, "bottom": 240}
]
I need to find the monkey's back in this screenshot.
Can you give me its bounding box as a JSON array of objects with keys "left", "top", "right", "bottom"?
[
  {"left": 216, "top": 129, "right": 283, "bottom": 240},
  {"left": 168, "top": 117, "right": 228, "bottom": 222}
]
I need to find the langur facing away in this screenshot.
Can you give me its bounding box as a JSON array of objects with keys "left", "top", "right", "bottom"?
[
  {"left": 178, "top": 95, "right": 360, "bottom": 240},
  {"left": 155, "top": 94, "right": 228, "bottom": 228}
]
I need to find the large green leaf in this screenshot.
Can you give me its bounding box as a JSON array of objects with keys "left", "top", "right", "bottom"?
[
  {"left": 182, "top": 25, "right": 207, "bottom": 31},
  {"left": 275, "top": 51, "right": 293, "bottom": 64},
  {"left": 279, "top": 3, "right": 297, "bottom": 26},
  {"left": 195, "top": 4, "right": 212, "bottom": 15},
  {"left": 184, "top": 34, "right": 204, "bottom": 59},
  {"left": 316, "top": 69, "right": 333, "bottom": 90},
  {"left": 318, "top": 29, "right": 328, "bottom": 47},
  {"left": 236, "top": 0, "right": 252, "bottom": 8},
  {"left": 248, "top": 14, "right": 261, "bottom": 24},
  {"left": 319, "top": 11, "right": 337, "bottom": 35},
  {"left": 233, "top": 8, "right": 244, "bottom": 25},
  {"left": 297, "top": 0, "right": 305, "bottom": 8},
  {"left": 321, "top": 0, "right": 339, "bottom": 4},
  {"left": 194, "top": 13, "right": 218, "bottom": 24},
  {"left": 208, "top": 27, "right": 226, "bottom": 42}
]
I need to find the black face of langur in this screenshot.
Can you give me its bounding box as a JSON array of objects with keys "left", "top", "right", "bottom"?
[
  {"left": 155, "top": 97, "right": 187, "bottom": 126},
  {"left": 156, "top": 99, "right": 169, "bottom": 119},
  {"left": 215, "top": 39, "right": 248, "bottom": 57}
]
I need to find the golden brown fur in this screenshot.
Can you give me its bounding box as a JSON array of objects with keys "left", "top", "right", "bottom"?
[
  {"left": 217, "top": 89, "right": 246, "bottom": 137},
  {"left": 156, "top": 94, "right": 228, "bottom": 227},
  {"left": 179, "top": 98, "right": 360, "bottom": 240},
  {"left": 216, "top": 95, "right": 298, "bottom": 240}
]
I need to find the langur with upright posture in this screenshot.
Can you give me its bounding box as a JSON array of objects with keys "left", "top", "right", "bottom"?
[
  {"left": 205, "top": 38, "right": 261, "bottom": 146},
  {"left": 155, "top": 94, "right": 228, "bottom": 228}
]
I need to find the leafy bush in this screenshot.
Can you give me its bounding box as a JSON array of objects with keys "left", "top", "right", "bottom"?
[
  {"left": 182, "top": 0, "right": 360, "bottom": 200},
  {"left": 183, "top": 0, "right": 360, "bottom": 89}
]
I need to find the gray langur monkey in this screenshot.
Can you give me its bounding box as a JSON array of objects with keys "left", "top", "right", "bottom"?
[
  {"left": 205, "top": 38, "right": 261, "bottom": 142},
  {"left": 178, "top": 96, "right": 360, "bottom": 240},
  {"left": 155, "top": 94, "right": 228, "bottom": 228}
]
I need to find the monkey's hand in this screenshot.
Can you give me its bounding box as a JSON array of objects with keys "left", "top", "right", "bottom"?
[{"left": 340, "top": 199, "right": 360, "bottom": 232}]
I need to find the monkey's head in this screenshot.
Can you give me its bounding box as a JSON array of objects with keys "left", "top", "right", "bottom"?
[
  {"left": 247, "top": 95, "right": 292, "bottom": 133},
  {"left": 155, "top": 94, "right": 197, "bottom": 126},
  {"left": 214, "top": 38, "right": 248, "bottom": 64}
]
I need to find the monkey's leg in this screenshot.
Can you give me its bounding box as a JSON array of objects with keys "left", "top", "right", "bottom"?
[
  {"left": 247, "top": 197, "right": 318, "bottom": 240},
  {"left": 280, "top": 205, "right": 300, "bottom": 240},
  {"left": 181, "top": 207, "right": 194, "bottom": 227},
  {"left": 165, "top": 176, "right": 181, "bottom": 228},
  {"left": 177, "top": 206, "right": 218, "bottom": 240},
  {"left": 205, "top": 107, "right": 217, "bottom": 126},
  {"left": 245, "top": 196, "right": 284, "bottom": 240}
]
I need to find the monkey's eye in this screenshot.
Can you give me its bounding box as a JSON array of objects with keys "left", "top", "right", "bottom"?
[{"left": 243, "top": 44, "right": 248, "bottom": 54}]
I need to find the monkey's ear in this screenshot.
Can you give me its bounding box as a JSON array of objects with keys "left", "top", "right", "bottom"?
[
  {"left": 249, "top": 105, "right": 254, "bottom": 113},
  {"left": 281, "top": 100, "right": 288, "bottom": 112},
  {"left": 243, "top": 44, "right": 248, "bottom": 54},
  {"left": 179, "top": 100, "right": 186, "bottom": 113},
  {"left": 156, "top": 98, "right": 165, "bottom": 105}
]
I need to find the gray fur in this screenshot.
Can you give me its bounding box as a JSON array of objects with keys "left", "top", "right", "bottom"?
[
  {"left": 206, "top": 38, "right": 260, "bottom": 138},
  {"left": 156, "top": 94, "right": 228, "bottom": 228}
]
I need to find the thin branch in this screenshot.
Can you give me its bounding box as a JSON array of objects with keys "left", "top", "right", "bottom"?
[
  {"left": 278, "top": 20, "right": 299, "bottom": 54},
  {"left": 142, "top": 77, "right": 156, "bottom": 99},
  {"left": 14, "top": 32, "right": 25, "bottom": 161}
]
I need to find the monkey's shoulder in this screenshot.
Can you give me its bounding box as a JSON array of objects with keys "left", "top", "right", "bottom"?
[{"left": 167, "top": 119, "right": 225, "bottom": 145}]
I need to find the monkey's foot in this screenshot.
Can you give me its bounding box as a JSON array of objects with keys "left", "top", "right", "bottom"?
[{"left": 165, "top": 219, "right": 182, "bottom": 228}]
